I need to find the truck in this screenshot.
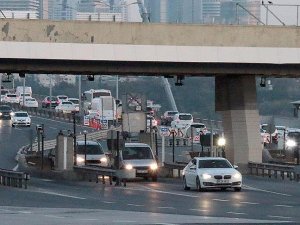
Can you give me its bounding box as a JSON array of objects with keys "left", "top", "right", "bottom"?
[
  {"left": 15, "top": 86, "right": 32, "bottom": 98},
  {"left": 90, "top": 96, "right": 117, "bottom": 126}
]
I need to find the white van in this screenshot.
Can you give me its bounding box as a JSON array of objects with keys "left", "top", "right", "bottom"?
[
  {"left": 16, "top": 86, "right": 32, "bottom": 98},
  {"left": 171, "top": 113, "right": 193, "bottom": 129},
  {"left": 121, "top": 143, "right": 158, "bottom": 181},
  {"left": 76, "top": 141, "right": 109, "bottom": 167}
]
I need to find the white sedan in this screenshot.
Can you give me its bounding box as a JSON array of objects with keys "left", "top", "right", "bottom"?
[
  {"left": 11, "top": 111, "right": 31, "bottom": 127},
  {"left": 20, "top": 97, "right": 38, "bottom": 108},
  {"left": 55, "top": 101, "right": 76, "bottom": 113},
  {"left": 183, "top": 157, "right": 242, "bottom": 192}
]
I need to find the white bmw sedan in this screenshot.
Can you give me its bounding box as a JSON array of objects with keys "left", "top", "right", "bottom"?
[{"left": 183, "top": 157, "right": 242, "bottom": 192}]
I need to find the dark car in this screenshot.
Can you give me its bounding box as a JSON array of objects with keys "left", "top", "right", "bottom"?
[
  {"left": 41, "top": 96, "right": 59, "bottom": 108},
  {"left": 0, "top": 105, "right": 14, "bottom": 120}
]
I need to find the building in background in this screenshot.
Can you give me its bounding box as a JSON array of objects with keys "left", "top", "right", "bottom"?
[
  {"left": 144, "top": 0, "right": 260, "bottom": 25},
  {"left": 221, "top": 0, "right": 260, "bottom": 25},
  {"left": 0, "top": 0, "right": 39, "bottom": 19}
]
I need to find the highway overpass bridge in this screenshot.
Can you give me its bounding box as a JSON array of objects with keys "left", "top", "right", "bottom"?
[{"left": 1, "top": 19, "right": 299, "bottom": 172}]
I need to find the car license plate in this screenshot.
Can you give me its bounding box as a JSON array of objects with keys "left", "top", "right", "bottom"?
[
  {"left": 137, "top": 170, "right": 148, "bottom": 174},
  {"left": 217, "top": 179, "right": 229, "bottom": 184}
]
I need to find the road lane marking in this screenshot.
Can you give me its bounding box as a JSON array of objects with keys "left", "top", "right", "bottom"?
[
  {"left": 127, "top": 204, "right": 144, "bottom": 207},
  {"left": 268, "top": 215, "right": 293, "bottom": 219},
  {"left": 240, "top": 201, "right": 259, "bottom": 205},
  {"left": 44, "top": 215, "right": 65, "bottom": 219},
  {"left": 36, "top": 190, "right": 86, "bottom": 200},
  {"left": 157, "top": 207, "right": 175, "bottom": 209},
  {"left": 49, "top": 127, "right": 57, "bottom": 130},
  {"left": 113, "top": 220, "right": 137, "bottom": 223},
  {"left": 189, "top": 209, "right": 208, "bottom": 212},
  {"left": 243, "top": 185, "right": 292, "bottom": 197},
  {"left": 274, "top": 205, "right": 293, "bottom": 208},
  {"left": 227, "top": 212, "right": 246, "bottom": 215},
  {"left": 18, "top": 211, "right": 32, "bottom": 214},
  {"left": 213, "top": 199, "right": 229, "bottom": 202},
  {"left": 102, "top": 201, "right": 115, "bottom": 204}
]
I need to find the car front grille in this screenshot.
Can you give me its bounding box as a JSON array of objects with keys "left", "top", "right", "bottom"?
[
  {"left": 214, "top": 175, "right": 222, "bottom": 180},
  {"left": 224, "top": 175, "right": 231, "bottom": 179}
]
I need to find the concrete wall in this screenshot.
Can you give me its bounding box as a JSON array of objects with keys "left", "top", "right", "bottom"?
[{"left": 0, "top": 19, "right": 300, "bottom": 47}]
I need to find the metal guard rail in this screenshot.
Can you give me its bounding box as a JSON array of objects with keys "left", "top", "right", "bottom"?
[
  {"left": 0, "top": 168, "right": 30, "bottom": 189},
  {"left": 248, "top": 161, "right": 300, "bottom": 181},
  {"left": 163, "top": 162, "right": 187, "bottom": 178}
]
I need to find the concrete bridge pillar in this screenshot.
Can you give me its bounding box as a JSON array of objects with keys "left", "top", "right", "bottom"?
[{"left": 215, "top": 76, "right": 262, "bottom": 172}]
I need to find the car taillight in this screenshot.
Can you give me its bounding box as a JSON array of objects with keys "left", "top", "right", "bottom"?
[{"left": 46, "top": 100, "right": 51, "bottom": 103}]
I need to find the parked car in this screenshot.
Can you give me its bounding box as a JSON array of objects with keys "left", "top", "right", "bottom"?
[
  {"left": 11, "top": 111, "right": 31, "bottom": 127},
  {"left": 161, "top": 111, "right": 178, "bottom": 126},
  {"left": 0, "top": 105, "right": 14, "bottom": 120},
  {"left": 55, "top": 101, "right": 76, "bottom": 113},
  {"left": 41, "top": 96, "right": 59, "bottom": 108},
  {"left": 57, "top": 95, "right": 68, "bottom": 103},
  {"left": 182, "top": 157, "right": 242, "bottom": 192},
  {"left": 20, "top": 97, "right": 38, "bottom": 108},
  {"left": 121, "top": 143, "right": 158, "bottom": 181},
  {"left": 68, "top": 98, "right": 80, "bottom": 112},
  {"left": 171, "top": 113, "right": 193, "bottom": 129},
  {"left": 76, "top": 141, "right": 109, "bottom": 167},
  {"left": 3, "top": 93, "right": 19, "bottom": 104}
]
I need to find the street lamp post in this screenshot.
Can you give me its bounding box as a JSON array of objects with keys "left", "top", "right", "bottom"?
[{"left": 83, "top": 130, "right": 87, "bottom": 166}]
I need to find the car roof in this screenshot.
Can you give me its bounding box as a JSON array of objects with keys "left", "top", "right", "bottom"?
[
  {"left": 14, "top": 111, "right": 28, "bottom": 114},
  {"left": 125, "top": 143, "right": 150, "bottom": 147},
  {"left": 194, "top": 157, "right": 227, "bottom": 161},
  {"left": 191, "top": 122, "right": 206, "bottom": 126},
  {"left": 68, "top": 98, "right": 79, "bottom": 100}
]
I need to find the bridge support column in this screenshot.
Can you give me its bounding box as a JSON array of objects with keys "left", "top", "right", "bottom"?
[{"left": 216, "top": 76, "right": 262, "bottom": 173}]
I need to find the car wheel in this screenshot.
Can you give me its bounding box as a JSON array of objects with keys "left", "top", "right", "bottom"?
[
  {"left": 234, "top": 187, "right": 241, "bottom": 192},
  {"left": 183, "top": 176, "right": 190, "bottom": 190},
  {"left": 196, "top": 176, "right": 203, "bottom": 192},
  {"left": 12, "top": 124, "right": 15, "bottom": 127}
]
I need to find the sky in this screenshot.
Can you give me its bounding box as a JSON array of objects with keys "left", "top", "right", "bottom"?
[
  {"left": 261, "top": 0, "right": 300, "bottom": 25},
  {"left": 126, "top": 0, "right": 300, "bottom": 25}
]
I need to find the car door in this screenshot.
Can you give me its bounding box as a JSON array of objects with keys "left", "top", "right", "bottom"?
[{"left": 186, "top": 159, "right": 197, "bottom": 187}]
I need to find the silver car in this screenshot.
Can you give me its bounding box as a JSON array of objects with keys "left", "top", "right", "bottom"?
[{"left": 121, "top": 143, "right": 158, "bottom": 181}]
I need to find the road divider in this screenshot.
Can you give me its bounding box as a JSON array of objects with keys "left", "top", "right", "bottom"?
[{"left": 0, "top": 168, "right": 30, "bottom": 189}]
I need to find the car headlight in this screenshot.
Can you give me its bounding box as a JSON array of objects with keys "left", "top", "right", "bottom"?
[
  {"left": 150, "top": 163, "right": 158, "bottom": 170},
  {"left": 10, "top": 112, "right": 14, "bottom": 116},
  {"left": 125, "top": 164, "right": 133, "bottom": 170},
  {"left": 76, "top": 156, "right": 85, "bottom": 163},
  {"left": 0, "top": 112, "right": 2, "bottom": 116},
  {"left": 100, "top": 157, "right": 107, "bottom": 163},
  {"left": 286, "top": 139, "right": 297, "bottom": 148},
  {"left": 233, "top": 173, "right": 242, "bottom": 179},
  {"left": 202, "top": 173, "right": 212, "bottom": 180}
]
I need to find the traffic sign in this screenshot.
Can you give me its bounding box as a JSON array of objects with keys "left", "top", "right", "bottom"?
[{"left": 101, "top": 119, "right": 108, "bottom": 129}]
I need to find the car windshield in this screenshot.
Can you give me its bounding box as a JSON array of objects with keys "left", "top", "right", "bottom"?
[
  {"left": 168, "top": 111, "right": 178, "bottom": 116},
  {"left": 26, "top": 99, "right": 35, "bottom": 102},
  {"left": 179, "top": 114, "right": 192, "bottom": 120},
  {"left": 62, "top": 102, "right": 72, "bottom": 105},
  {"left": 7, "top": 94, "right": 17, "bottom": 97},
  {"left": 69, "top": 99, "right": 79, "bottom": 104},
  {"left": 288, "top": 132, "right": 300, "bottom": 140},
  {"left": 15, "top": 113, "right": 28, "bottom": 117},
  {"left": 50, "top": 97, "right": 57, "bottom": 101},
  {"left": 192, "top": 124, "right": 205, "bottom": 128},
  {"left": 123, "top": 146, "right": 153, "bottom": 160},
  {"left": 198, "top": 159, "right": 232, "bottom": 168},
  {"left": 0, "top": 106, "right": 11, "bottom": 111},
  {"left": 77, "top": 143, "right": 104, "bottom": 155},
  {"left": 58, "top": 96, "right": 68, "bottom": 100}
]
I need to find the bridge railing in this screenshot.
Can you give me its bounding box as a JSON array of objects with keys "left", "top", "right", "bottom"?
[
  {"left": 248, "top": 161, "right": 300, "bottom": 181},
  {"left": 0, "top": 168, "right": 30, "bottom": 189}
]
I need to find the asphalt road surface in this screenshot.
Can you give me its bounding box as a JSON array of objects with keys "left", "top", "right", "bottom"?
[{"left": 1, "top": 115, "right": 300, "bottom": 225}]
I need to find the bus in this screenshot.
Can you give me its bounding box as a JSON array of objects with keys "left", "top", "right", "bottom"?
[{"left": 82, "top": 89, "right": 112, "bottom": 112}]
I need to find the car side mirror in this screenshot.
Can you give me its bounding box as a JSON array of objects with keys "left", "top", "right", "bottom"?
[{"left": 233, "top": 165, "right": 238, "bottom": 169}]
